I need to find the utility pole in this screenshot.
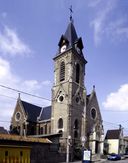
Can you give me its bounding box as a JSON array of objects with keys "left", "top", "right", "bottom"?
[{"left": 66, "top": 135, "right": 71, "bottom": 163}]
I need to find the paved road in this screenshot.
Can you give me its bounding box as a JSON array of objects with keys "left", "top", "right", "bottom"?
[
  {"left": 103, "top": 159, "right": 128, "bottom": 163},
  {"left": 62, "top": 158, "right": 128, "bottom": 163}
]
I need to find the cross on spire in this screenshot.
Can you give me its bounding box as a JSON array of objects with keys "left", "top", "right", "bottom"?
[{"left": 69, "top": 5, "right": 73, "bottom": 21}]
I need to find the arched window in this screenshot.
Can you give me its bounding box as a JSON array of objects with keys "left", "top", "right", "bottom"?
[
  {"left": 58, "top": 118, "right": 63, "bottom": 129},
  {"left": 60, "top": 61, "right": 65, "bottom": 82},
  {"left": 75, "top": 63, "right": 80, "bottom": 83},
  {"left": 74, "top": 130, "right": 78, "bottom": 138},
  {"left": 74, "top": 119, "right": 79, "bottom": 129},
  {"left": 91, "top": 108, "right": 97, "bottom": 120}
]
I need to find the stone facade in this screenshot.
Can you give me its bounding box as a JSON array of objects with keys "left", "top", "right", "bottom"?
[{"left": 10, "top": 20, "right": 104, "bottom": 160}]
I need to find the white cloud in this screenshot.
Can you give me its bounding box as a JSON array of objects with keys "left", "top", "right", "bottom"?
[
  {"left": 0, "top": 25, "right": 32, "bottom": 56},
  {"left": 0, "top": 57, "right": 51, "bottom": 129},
  {"left": 0, "top": 57, "right": 10, "bottom": 78},
  {"left": 103, "top": 84, "right": 128, "bottom": 111},
  {"left": 0, "top": 57, "right": 19, "bottom": 84},
  {"left": 42, "top": 80, "right": 51, "bottom": 86},
  {"left": 21, "top": 80, "right": 42, "bottom": 92}
]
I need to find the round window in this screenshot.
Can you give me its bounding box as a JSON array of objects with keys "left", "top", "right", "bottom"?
[
  {"left": 59, "top": 96, "right": 64, "bottom": 102},
  {"left": 15, "top": 112, "right": 21, "bottom": 121},
  {"left": 91, "top": 108, "right": 96, "bottom": 119}
]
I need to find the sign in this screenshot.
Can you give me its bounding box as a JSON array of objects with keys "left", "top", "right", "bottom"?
[{"left": 83, "top": 150, "right": 91, "bottom": 161}]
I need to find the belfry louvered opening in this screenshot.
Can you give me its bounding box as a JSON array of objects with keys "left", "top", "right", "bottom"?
[
  {"left": 76, "top": 63, "right": 80, "bottom": 83},
  {"left": 60, "top": 61, "right": 65, "bottom": 82}
]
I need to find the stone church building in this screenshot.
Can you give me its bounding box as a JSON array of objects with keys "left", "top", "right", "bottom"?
[{"left": 10, "top": 18, "right": 104, "bottom": 156}]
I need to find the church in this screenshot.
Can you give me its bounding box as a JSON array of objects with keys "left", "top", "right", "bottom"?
[{"left": 10, "top": 16, "right": 104, "bottom": 158}]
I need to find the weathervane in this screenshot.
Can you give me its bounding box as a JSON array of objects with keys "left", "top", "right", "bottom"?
[{"left": 69, "top": 5, "right": 73, "bottom": 21}]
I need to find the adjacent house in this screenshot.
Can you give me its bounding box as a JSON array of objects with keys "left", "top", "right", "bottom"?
[
  {"left": 0, "top": 133, "right": 60, "bottom": 163},
  {"left": 123, "top": 136, "right": 128, "bottom": 154},
  {"left": 104, "top": 126, "right": 124, "bottom": 154}
]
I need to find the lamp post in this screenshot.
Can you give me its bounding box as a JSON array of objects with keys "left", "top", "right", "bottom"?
[
  {"left": 81, "top": 136, "right": 86, "bottom": 149},
  {"left": 81, "top": 136, "right": 86, "bottom": 162},
  {"left": 66, "top": 135, "right": 71, "bottom": 163}
]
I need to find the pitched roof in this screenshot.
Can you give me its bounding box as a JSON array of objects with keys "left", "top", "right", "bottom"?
[
  {"left": 86, "top": 94, "right": 91, "bottom": 105},
  {"left": 0, "top": 127, "right": 8, "bottom": 134},
  {"left": 64, "top": 21, "right": 78, "bottom": 47},
  {"left": 39, "top": 106, "right": 51, "bottom": 121},
  {"left": 21, "top": 100, "right": 42, "bottom": 122},
  {"left": 105, "top": 129, "right": 120, "bottom": 139},
  {"left": 0, "top": 134, "right": 52, "bottom": 144}
]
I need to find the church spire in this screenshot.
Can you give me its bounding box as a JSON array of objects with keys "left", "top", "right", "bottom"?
[
  {"left": 57, "top": 7, "right": 85, "bottom": 57},
  {"left": 64, "top": 20, "right": 78, "bottom": 47}
]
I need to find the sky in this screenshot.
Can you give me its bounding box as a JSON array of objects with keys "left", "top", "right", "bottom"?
[{"left": 0, "top": 0, "right": 128, "bottom": 135}]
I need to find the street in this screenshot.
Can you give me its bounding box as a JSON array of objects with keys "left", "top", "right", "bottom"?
[
  {"left": 103, "top": 159, "right": 128, "bottom": 163},
  {"left": 64, "top": 157, "right": 128, "bottom": 163}
]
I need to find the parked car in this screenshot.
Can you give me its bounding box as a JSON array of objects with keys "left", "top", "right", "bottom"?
[{"left": 107, "top": 153, "right": 121, "bottom": 161}]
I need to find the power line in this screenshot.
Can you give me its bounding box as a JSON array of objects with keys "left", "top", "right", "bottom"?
[
  {"left": 1, "top": 84, "right": 128, "bottom": 113},
  {"left": 0, "top": 84, "right": 51, "bottom": 101},
  {"left": 1, "top": 84, "right": 128, "bottom": 132},
  {"left": 0, "top": 93, "right": 50, "bottom": 108}
]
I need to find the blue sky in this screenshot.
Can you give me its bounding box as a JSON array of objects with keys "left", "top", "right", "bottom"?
[{"left": 0, "top": 0, "right": 128, "bottom": 135}]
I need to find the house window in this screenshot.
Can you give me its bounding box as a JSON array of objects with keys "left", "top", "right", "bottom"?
[
  {"left": 76, "top": 63, "right": 80, "bottom": 83},
  {"left": 58, "top": 118, "right": 63, "bottom": 129},
  {"left": 60, "top": 61, "right": 65, "bottom": 82}
]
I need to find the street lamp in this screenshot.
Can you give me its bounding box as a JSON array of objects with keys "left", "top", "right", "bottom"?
[
  {"left": 81, "top": 136, "right": 86, "bottom": 148},
  {"left": 66, "top": 135, "right": 71, "bottom": 163}
]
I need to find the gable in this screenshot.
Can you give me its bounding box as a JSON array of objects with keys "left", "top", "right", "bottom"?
[
  {"left": 53, "top": 84, "right": 68, "bottom": 102},
  {"left": 11, "top": 99, "right": 26, "bottom": 124},
  {"left": 86, "top": 91, "right": 102, "bottom": 122},
  {"left": 86, "top": 89, "right": 104, "bottom": 136}
]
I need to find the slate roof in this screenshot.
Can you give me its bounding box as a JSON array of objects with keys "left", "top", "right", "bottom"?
[
  {"left": 86, "top": 94, "right": 91, "bottom": 105},
  {"left": 64, "top": 21, "right": 78, "bottom": 47},
  {"left": 0, "top": 127, "right": 8, "bottom": 134},
  {"left": 105, "top": 129, "right": 120, "bottom": 139},
  {"left": 21, "top": 100, "right": 42, "bottom": 122},
  {"left": 39, "top": 106, "right": 51, "bottom": 121}
]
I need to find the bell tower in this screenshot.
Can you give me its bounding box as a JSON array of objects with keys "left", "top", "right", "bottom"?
[{"left": 51, "top": 18, "right": 87, "bottom": 150}]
